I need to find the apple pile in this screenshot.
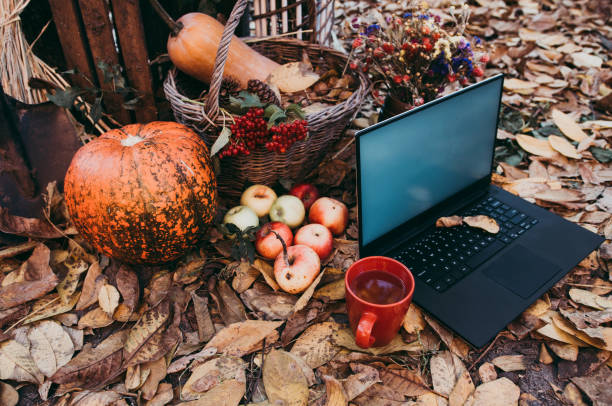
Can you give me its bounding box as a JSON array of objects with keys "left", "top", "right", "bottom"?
[{"left": 223, "top": 183, "right": 349, "bottom": 294}]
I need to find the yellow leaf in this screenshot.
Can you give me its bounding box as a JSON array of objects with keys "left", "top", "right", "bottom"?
[
  {"left": 293, "top": 269, "right": 325, "bottom": 313},
  {"left": 268, "top": 62, "right": 320, "bottom": 93},
  {"left": 253, "top": 259, "right": 279, "bottom": 291},
  {"left": 0, "top": 382, "right": 18, "bottom": 406},
  {"left": 516, "top": 134, "right": 556, "bottom": 158},
  {"left": 263, "top": 350, "right": 308, "bottom": 406},
  {"left": 314, "top": 279, "right": 346, "bottom": 301},
  {"left": 551, "top": 109, "right": 588, "bottom": 142},
  {"left": 332, "top": 328, "right": 422, "bottom": 355},
  {"left": 548, "top": 135, "right": 581, "bottom": 159},
  {"left": 57, "top": 258, "right": 89, "bottom": 304},
  {"left": 323, "top": 375, "right": 348, "bottom": 406},
  {"left": 24, "top": 292, "right": 80, "bottom": 325},
  {"left": 403, "top": 305, "right": 426, "bottom": 334}
]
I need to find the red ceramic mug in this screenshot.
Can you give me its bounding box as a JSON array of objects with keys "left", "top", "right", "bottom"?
[{"left": 345, "top": 256, "right": 415, "bottom": 348}]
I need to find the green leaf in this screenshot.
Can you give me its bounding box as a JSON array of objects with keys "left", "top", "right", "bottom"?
[
  {"left": 590, "top": 147, "right": 612, "bottom": 163},
  {"left": 286, "top": 104, "right": 305, "bottom": 119},
  {"left": 264, "top": 104, "right": 283, "bottom": 119},
  {"left": 237, "top": 91, "right": 264, "bottom": 109},
  {"left": 210, "top": 127, "right": 231, "bottom": 157},
  {"left": 47, "top": 87, "right": 87, "bottom": 108},
  {"left": 268, "top": 109, "right": 286, "bottom": 126}
]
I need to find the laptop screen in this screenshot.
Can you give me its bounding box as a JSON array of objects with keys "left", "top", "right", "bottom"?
[{"left": 358, "top": 76, "right": 503, "bottom": 246}]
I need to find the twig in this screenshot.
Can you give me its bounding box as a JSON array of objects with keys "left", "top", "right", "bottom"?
[{"left": 467, "top": 332, "right": 506, "bottom": 371}]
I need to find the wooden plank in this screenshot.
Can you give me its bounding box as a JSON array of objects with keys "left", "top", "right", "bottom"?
[
  {"left": 110, "top": 0, "right": 158, "bottom": 122},
  {"left": 47, "top": 0, "right": 97, "bottom": 92},
  {"left": 77, "top": 0, "right": 131, "bottom": 124}
]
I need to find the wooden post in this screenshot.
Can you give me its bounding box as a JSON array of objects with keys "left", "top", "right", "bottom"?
[
  {"left": 110, "top": 0, "right": 158, "bottom": 123},
  {"left": 77, "top": 0, "right": 132, "bottom": 124},
  {"left": 47, "top": 0, "right": 98, "bottom": 93}
]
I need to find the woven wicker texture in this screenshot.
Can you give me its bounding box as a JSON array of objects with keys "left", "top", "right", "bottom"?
[{"left": 164, "top": 0, "right": 368, "bottom": 197}]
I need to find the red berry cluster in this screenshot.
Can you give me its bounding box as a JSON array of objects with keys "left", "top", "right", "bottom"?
[
  {"left": 265, "top": 120, "right": 308, "bottom": 153},
  {"left": 218, "top": 108, "right": 267, "bottom": 158},
  {"left": 218, "top": 108, "right": 309, "bottom": 158}
]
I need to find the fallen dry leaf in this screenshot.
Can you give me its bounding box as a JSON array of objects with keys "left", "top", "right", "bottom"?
[
  {"left": 332, "top": 328, "right": 422, "bottom": 355},
  {"left": 23, "top": 292, "right": 79, "bottom": 325},
  {"left": 167, "top": 347, "right": 216, "bottom": 374},
  {"left": 478, "top": 362, "right": 497, "bottom": 383},
  {"left": 551, "top": 109, "right": 588, "bottom": 142},
  {"left": 78, "top": 307, "right": 114, "bottom": 329},
  {"left": 75, "top": 261, "right": 103, "bottom": 311},
  {"left": 463, "top": 215, "right": 500, "bottom": 234},
  {"left": 27, "top": 320, "right": 75, "bottom": 377},
  {"left": 503, "top": 78, "right": 538, "bottom": 95},
  {"left": 240, "top": 282, "right": 297, "bottom": 320},
  {"left": 516, "top": 134, "right": 556, "bottom": 158},
  {"left": 0, "top": 207, "right": 63, "bottom": 239},
  {"left": 491, "top": 354, "right": 527, "bottom": 371},
  {"left": 115, "top": 265, "right": 139, "bottom": 317},
  {"left": 344, "top": 364, "right": 380, "bottom": 400},
  {"left": 323, "top": 375, "right": 348, "bottom": 406},
  {"left": 285, "top": 351, "right": 316, "bottom": 386},
  {"left": 56, "top": 256, "right": 88, "bottom": 304},
  {"left": 430, "top": 351, "right": 466, "bottom": 397},
  {"left": 293, "top": 269, "right": 326, "bottom": 313},
  {"left": 403, "top": 305, "right": 426, "bottom": 334},
  {"left": 313, "top": 278, "right": 345, "bottom": 301},
  {"left": 547, "top": 342, "right": 579, "bottom": 361},
  {"left": 268, "top": 62, "right": 320, "bottom": 93},
  {"left": 539, "top": 343, "right": 554, "bottom": 364},
  {"left": 548, "top": 135, "right": 581, "bottom": 159},
  {"left": 253, "top": 259, "right": 280, "bottom": 291},
  {"left": 123, "top": 299, "right": 171, "bottom": 368},
  {"left": 449, "top": 371, "right": 475, "bottom": 406},
  {"left": 470, "top": 377, "right": 520, "bottom": 406},
  {"left": 0, "top": 381, "right": 18, "bottom": 406},
  {"left": 379, "top": 367, "right": 431, "bottom": 397},
  {"left": 145, "top": 382, "right": 173, "bottom": 406},
  {"left": 436, "top": 216, "right": 463, "bottom": 228},
  {"left": 68, "top": 389, "right": 122, "bottom": 405},
  {"left": 231, "top": 261, "right": 259, "bottom": 293},
  {"left": 571, "top": 365, "right": 612, "bottom": 406},
  {"left": 0, "top": 244, "right": 59, "bottom": 310},
  {"left": 352, "top": 383, "right": 406, "bottom": 406},
  {"left": 51, "top": 330, "right": 128, "bottom": 388},
  {"left": 569, "top": 288, "right": 610, "bottom": 310},
  {"left": 290, "top": 322, "right": 342, "bottom": 368},
  {"left": 205, "top": 320, "right": 283, "bottom": 357},
  {"left": 181, "top": 356, "right": 245, "bottom": 401},
  {"left": 0, "top": 338, "right": 44, "bottom": 384},
  {"left": 191, "top": 292, "right": 216, "bottom": 342},
  {"left": 98, "top": 284, "right": 120, "bottom": 316},
  {"left": 263, "top": 349, "right": 309, "bottom": 406},
  {"left": 210, "top": 278, "right": 248, "bottom": 325}
]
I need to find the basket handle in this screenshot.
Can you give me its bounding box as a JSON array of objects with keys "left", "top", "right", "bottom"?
[{"left": 204, "top": 0, "right": 249, "bottom": 120}]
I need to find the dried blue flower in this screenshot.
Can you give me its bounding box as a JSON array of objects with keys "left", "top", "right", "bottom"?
[
  {"left": 366, "top": 24, "right": 381, "bottom": 35},
  {"left": 474, "top": 36, "right": 482, "bottom": 45},
  {"left": 403, "top": 12, "right": 413, "bottom": 18}
]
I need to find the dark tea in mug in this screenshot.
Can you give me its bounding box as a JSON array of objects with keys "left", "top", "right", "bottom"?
[{"left": 349, "top": 269, "right": 407, "bottom": 305}]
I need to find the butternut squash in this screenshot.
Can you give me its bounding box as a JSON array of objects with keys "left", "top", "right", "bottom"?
[{"left": 167, "top": 13, "right": 280, "bottom": 88}]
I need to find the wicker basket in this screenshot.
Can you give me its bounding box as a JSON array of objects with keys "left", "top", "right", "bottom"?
[{"left": 164, "top": 0, "right": 368, "bottom": 197}]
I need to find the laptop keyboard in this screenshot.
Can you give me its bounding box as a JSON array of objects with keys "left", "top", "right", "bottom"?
[{"left": 392, "top": 196, "right": 539, "bottom": 293}]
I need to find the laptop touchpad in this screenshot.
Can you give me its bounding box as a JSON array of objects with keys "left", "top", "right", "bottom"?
[{"left": 483, "top": 244, "right": 561, "bottom": 299}]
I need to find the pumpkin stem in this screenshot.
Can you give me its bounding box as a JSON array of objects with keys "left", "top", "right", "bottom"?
[
  {"left": 270, "top": 230, "right": 290, "bottom": 266},
  {"left": 148, "top": 0, "right": 183, "bottom": 36}
]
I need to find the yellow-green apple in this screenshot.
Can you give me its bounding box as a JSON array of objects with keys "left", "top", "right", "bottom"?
[
  {"left": 308, "top": 197, "right": 348, "bottom": 236},
  {"left": 290, "top": 183, "right": 320, "bottom": 210},
  {"left": 255, "top": 222, "right": 293, "bottom": 260},
  {"left": 294, "top": 223, "right": 333, "bottom": 260},
  {"left": 240, "top": 184, "right": 278, "bottom": 217},
  {"left": 223, "top": 205, "right": 259, "bottom": 232},
  {"left": 274, "top": 244, "right": 320, "bottom": 294},
  {"left": 269, "top": 195, "right": 305, "bottom": 228}
]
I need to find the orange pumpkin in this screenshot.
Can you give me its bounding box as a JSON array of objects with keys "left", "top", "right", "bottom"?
[
  {"left": 167, "top": 13, "right": 280, "bottom": 88},
  {"left": 64, "top": 122, "right": 217, "bottom": 264}
]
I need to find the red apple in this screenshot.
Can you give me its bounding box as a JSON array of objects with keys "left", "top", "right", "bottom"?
[
  {"left": 290, "top": 183, "right": 320, "bottom": 210},
  {"left": 255, "top": 222, "right": 293, "bottom": 260},
  {"left": 274, "top": 244, "right": 321, "bottom": 294},
  {"left": 308, "top": 197, "right": 349, "bottom": 236},
  {"left": 294, "top": 224, "right": 333, "bottom": 260}
]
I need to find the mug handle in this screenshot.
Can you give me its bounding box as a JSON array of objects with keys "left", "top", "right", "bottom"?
[{"left": 356, "top": 312, "right": 377, "bottom": 348}]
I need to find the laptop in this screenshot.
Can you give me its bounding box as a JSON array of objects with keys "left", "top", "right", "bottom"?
[{"left": 355, "top": 74, "right": 604, "bottom": 348}]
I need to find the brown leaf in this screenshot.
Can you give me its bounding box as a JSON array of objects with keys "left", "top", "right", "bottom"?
[
  {"left": 548, "top": 135, "right": 581, "bottom": 159},
  {"left": 182, "top": 356, "right": 245, "bottom": 400},
  {"left": 563, "top": 382, "right": 588, "bottom": 406},
  {"left": 568, "top": 288, "right": 610, "bottom": 310},
  {"left": 174, "top": 255, "right": 207, "bottom": 285},
  {"left": 281, "top": 300, "right": 330, "bottom": 346},
  {"left": 123, "top": 299, "right": 171, "bottom": 368},
  {"left": 551, "top": 110, "right": 588, "bottom": 142},
  {"left": 323, "top": 375, "right": 348, "bottom": 406},
  {"left": 210, "top": 279, "right": 248, "bottom": 325},
  {"left": 191, "top": 292, "right": 216, "bottom": 342},
  {"left": 540, "top": 343, "right": 554, "bottom": 364},
  {"left": 0, "top": 207, "right": 62, "bottom": 238},
  {"left": 343, "top": 364, "right": 380, "bottom": 400},
  {"left": 516, "top": 134, "right": 557, "bottom": 158},
  {"left": 115, "top": 265, "right": 139, "bottom": 316},
  {"left": 436, "top": 216, "right": 463, "bottom": 228},
  {"left": 478, "top": 362, "right": 497, "bottom": 382},
  {"left": 0, "top": 382, "right": 18, "bottom": 406},
  {"left": 571, "top": 366, "right": 612, "bottom": 406},
  {"left": 430, "top": 351, "right": 466, "bottom": 397},
  {"left": 352, "top": 384, "right": 405, "bottom": 406},
  {"left": 534, "top": 189, "right": 585, "bottom": 203},
  {"left": 379, "top": 367, "right": 431, "bottom": 397},
  {"left": 491, "top": 355, "right": 528, "bottom": 371},
  {"left": 77, "top": 307, "right": 114, "bottom": 329},
  {"left": 253, "top": 259, "right": 279, "bottom": 291},
  {"left": 470, "top": 377, "right": 520, "bottom": 406},
  {"left": 145, "top": 271, "right": 172, "bottom": 307},
  {"left": 503, "top": 78, "right": 538, "bottom": 95},
  {"left": 167, "top": 347, "right": 217, "bottom": 374},
  {"left": 145, "top": 382, "right": 173, "bottom": 406},
  {"left": 56, "top": 256, "right": 88, "bottom": 304},
  {"left": 240, "top": 282, "right": 297, "bottom": 320},
  {"left": 205, "top": 320, "right": 283, "bottom": 357},
  {"left": 28, "top": 320, "right": 75, "bottom": 377},
  {"left": 23, "top": 292, "right": 80, "bottom": 325},
  {"left": 268, "top": 62, "right": 320, "bottom": 93},
  {"left": 263, "top": 349, "right": 308, "bottom": 406},
  {"left": 141, "top": 356, "right": 168, "bottom": 400},
  {"left": 98, "top": 284, "right": 120, "bottom": 315},
  {"left": 463, "top": 215, "right": 500, "bottom": 234},
  {"left": 0, "top": 339, "right": 44, "bottom": 384},
  {"left": 75, "top": 261, "right": 103, "bottom": 311},
  {"left": 424, "top": 314, "right": 470, "bottom": 359},
  {"left": 332, "top": 328, "right": 422, "bottom": 355},
  {"left": 293, "top": 269, "right": 326, "bottom": 314},
  {"left": 51, "top": 330, "right": 127, "bottom": 388},
  {"left": 449, "top": 371, "right": 475, "bottom": 406},
  {"left": 290, "top": 322, "right": 342, "bottom": 368},
  {"left": 231, "top": 261, "right": 259, "bottom": 293},
  {"left": 548, "top": 342, "right": 579, "bottom": 361},
  {"left": 68, "top": 389, "right": 122, "bottom": 405},
  {"left": 314, "top": 279, "right": 346, "bottom": 301},
  {"left": 0, "top": 304, "right": 28, "bottom": 329},
  {"left": 0, "top": 244, "right": 59, "bottom": 310}
]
